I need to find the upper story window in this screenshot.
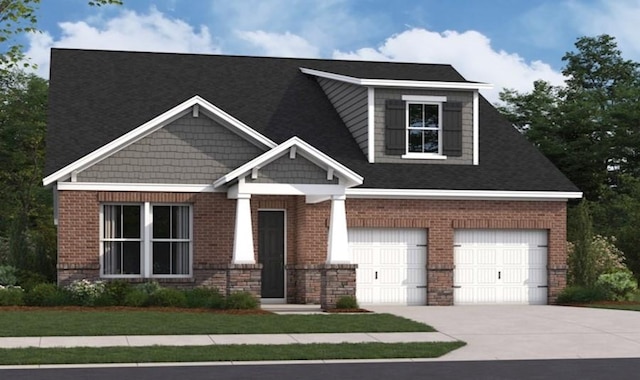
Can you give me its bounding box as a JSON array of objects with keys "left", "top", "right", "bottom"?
[
  {"left": 385, "top": 95, "right": 463, "bottom": 160},
  {"left": 101, "top": 203, "right": 192, "bottom": 278},
  {"left": 407, "top": 102, "right": 442, "bottom": 155}
]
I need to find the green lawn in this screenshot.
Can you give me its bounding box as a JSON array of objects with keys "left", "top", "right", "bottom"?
[
  {"left": 0, "top": 342, "right": 465, "bottom": 365},
  {"left": 0, "top": 309, "right": 434, "bottom": 336},
  {"left": 586, "top": 303, "right": 640, "bottom": 312}
]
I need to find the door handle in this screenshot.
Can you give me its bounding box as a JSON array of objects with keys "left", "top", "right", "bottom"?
[
  {"left": 375, "top": 271, "right": 378, "bottom": 280},
  {"left": 498, "top": 271, "right": 501, "bottom": 280}
]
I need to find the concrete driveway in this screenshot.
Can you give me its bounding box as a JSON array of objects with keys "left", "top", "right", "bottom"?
[{"left": 368, "top": 305, "right": 640, "bottom": 361}]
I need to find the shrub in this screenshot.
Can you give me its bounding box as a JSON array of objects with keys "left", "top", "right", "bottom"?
[
  {"left": 0, "top": 265, "right": 18, "bottom": 286},
  {"left": 66, "top": 279, "right": 106, "bottom": 306},
  {"left": 556, "top": 285, "right": 607, "bottom": 304},
  {"left": 335, "top": 295, "right": 359, "bottom": 309},
  {"left": 135, "top": 281, "right": 163, "bottom": 295},
  {"left": 101, "top": 280, "right": 132, "bottom": 306},
  {"left": 123, "top": 289, "right": 149, "bottom": 307},
  {"left": 24, "top": 283, "right": 71, "bottom": 306},
  {"left": 147, "top": 288, "right": 188, "bottom": 308},
  {"left": 225, "top": 291, "right": 258, "bottom": 309},
  {"left": 185, "top": 287, "right": 225, "bottom": 309},
  {"left": 0, "top": 285, "right": 24, "bottom": 306},
  {"left": 596, "top": 271, "right": 638, "bottom": 301},
  {"left": 16, "top": 270, "right": 48, "bottom": 292}
]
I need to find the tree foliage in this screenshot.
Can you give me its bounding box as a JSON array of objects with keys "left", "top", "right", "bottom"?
[
  {"left": 0, "top": 71, "right": 54, "bottom": 278},
  {"left": 499, "top": 34, "right": 640, "bottom": 280},
  {"left": 0, "top": 0, "right": 123, "bottom": 69}
]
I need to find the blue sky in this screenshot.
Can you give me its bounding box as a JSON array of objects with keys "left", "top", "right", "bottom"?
[{"left": 19, "top": 0, "right": 640, "bottom": 102}]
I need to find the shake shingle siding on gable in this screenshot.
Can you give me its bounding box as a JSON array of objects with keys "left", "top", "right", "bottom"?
[
  {"left": 374, "top": 88, "right": 473, "bottom": 164},
  {"left": 76, "top": 114, "right": 264, "bottom": 183},
  {"left": 316, "top": 78, "right": 369, "bottom": 156},
  {"left": 247, "top": 155, "right": 339, "bottom": 185}
]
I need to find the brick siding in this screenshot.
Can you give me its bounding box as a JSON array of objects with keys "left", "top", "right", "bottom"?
[{"left": 57, "top": 190, "right": 567, "bottom": 305}]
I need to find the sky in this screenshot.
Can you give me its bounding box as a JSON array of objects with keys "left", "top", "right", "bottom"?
[{"left": 14, "top": 0, "right": 640, "bottom": 103}]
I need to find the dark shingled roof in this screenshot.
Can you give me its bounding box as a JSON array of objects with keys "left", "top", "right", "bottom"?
[{"left": 45, "top": 49, "right": 578, "bottom": 192}]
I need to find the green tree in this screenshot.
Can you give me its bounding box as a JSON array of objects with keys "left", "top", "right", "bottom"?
[
  {"left": 567, "top": 200, "right": 597, "bottom": 287},
  {"left": 0, "top": 71, "right": 54, "bottom": 278},
  {"left": 1, "top": 0, "right": 123, "bottom": 69},
  {"left": 499, "top": 35, "right": 640, "bottom": 201}
]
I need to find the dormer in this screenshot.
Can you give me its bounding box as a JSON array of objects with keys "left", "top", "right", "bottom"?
[{"left": 300, "top": 67, "right": 492, "bottom": 165}]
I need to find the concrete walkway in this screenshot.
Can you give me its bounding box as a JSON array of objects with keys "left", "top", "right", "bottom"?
[
  {"left": 0, "top": 331, "right": 455, "bottom": 349},
  {"left": 368, "top": 305, "right": 640, "bottom": 361}
]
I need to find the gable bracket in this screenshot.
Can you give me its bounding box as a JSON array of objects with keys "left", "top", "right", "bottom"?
[
  {"left": 251, "top": 167, "right": 259, "bottom": 180},
  {"left": 192, "top": 104, "right": 199, "bottom": 118},
  {"left": 327, "top": 168, "right": 334, "bottom": 181},
  {"left": 289, "top": 146, "right": 297, "bottom": 159}
]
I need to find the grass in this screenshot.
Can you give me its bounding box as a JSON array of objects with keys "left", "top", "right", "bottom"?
[
  {"left": 0, "top": 342, "right": 465, "bottom": 365},
  {"left": 0, "top": 309, "right": 434, "bottom": 336},
  {"left": 586, "top": 303, "right": 640, "bottom": 312}
]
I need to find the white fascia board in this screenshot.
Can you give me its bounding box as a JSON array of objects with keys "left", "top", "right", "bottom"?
[
  {"left": 473, "top": 90, "right": 479, "bottom": 166},
  {"left": 238, "top": 182, "right": 346, "bottom": 196},
  {"left": 346, "top": 188, "right": 583, "bottom": 201},
  {"left": 214, "top": 136, "right": 364, "bottom": 188},
  {"left": 367, "top": 87, "right": 375, "bottom": 163},
  {"left": 300, "top": 67, "right": 493, "bottom": 90},
  {"left": 57, "top": 182, "right": 222, "bottom": 193},
  {"left": 42, "top": 95, "right": 277, "bottom": 187}
]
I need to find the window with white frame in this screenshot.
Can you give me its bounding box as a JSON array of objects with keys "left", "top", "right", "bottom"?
[
  {"left": 101, "top": 203, "right": 192, "bottom": 278},
  {"left": 407, "top": 102, "right": 442, "bottom": 154}
]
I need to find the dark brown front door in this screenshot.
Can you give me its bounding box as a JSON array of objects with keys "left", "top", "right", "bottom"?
[{"left": 258, "top": 211, "right": 285, "bottom": 298}]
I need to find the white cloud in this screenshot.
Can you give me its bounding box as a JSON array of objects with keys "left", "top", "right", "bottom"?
[
  {"left": 237, "top": 30, "right": 320, "bottom": 58},
  {"left": 333, "top": 28, "right": 566, "bottom": 104},
  {"left": 26, "top": 7, "right": 219, "bottom": 78},
  {"left": 568, "top": 0, "right": 640, "bottom": 61}
]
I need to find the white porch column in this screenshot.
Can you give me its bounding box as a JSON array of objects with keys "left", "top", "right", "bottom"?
[
  {"left": 326, "top": 195, "right": 351, "bottom": 264},
  {"left": 232, "top": 194, "right": 255, "bottom": 264}
]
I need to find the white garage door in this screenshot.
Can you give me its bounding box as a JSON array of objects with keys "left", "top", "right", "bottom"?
[
  {"left": 349, "top": 228, "right": 427, "bottom": 305},
  {"left": 454, "top": 230, "right": 548, "bottom": 305}
]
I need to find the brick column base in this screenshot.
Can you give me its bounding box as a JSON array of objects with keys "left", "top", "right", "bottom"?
[
  {"left": 57, "top": 263, "right": 100, "bottom": 286},
  {"left": 320, "top": 264, "right": 357, "bottom": 310},
  {"left": 291, "top": 265, "right": 322, "bottom": 304},
  {"left": 226, "top": 264, "right": 263, "bottom": 300},
  {"left": 427, "top": 265, "right": 454, "bottom": 306},
  {"left": 548, "top": 266, "right": 568, "bottom": 304}
]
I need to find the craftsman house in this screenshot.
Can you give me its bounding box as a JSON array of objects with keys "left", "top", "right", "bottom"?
[{"left": 43, "top": 49, "right": 581, "bottom": 307}]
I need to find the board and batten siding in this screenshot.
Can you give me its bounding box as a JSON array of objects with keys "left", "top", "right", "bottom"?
[
  {"left": 316, "top": 77, "right": 369, "bottom": 157},
  {"left": 76, "top": 113, "right": 265, "bottom": 183},
  {"left": 375, "top": 89, "right": 474, "bottom": 165}
]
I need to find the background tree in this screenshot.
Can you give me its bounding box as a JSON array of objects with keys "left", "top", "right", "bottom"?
[
  {"left": 0, "top": 0, "right": 123, "bottom": 69},
  {"left": 499, "top": 34, "right": 640, "bottom": 280}
]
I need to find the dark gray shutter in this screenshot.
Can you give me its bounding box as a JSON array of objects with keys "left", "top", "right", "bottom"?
[
  {"left": 385, "top": 99, "right": 405, "bottom": 155},
  {"left": 442, "top": 102, "right": 463, "bottom": 157}
]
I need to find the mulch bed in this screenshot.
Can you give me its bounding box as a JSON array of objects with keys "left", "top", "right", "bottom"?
[
  {"left": 0, "top": 306, "right": 272, "bottom": 314},
  {"left": 324, "top": 308, "right": 371, "bottom": 313}
]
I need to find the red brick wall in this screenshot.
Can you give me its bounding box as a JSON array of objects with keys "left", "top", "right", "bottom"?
[
  {"left": 345, "top": 198, "right": 568, "bottom": 304},
  {"left": 57, "top": 190, "right": 567, "bottom": 305}
]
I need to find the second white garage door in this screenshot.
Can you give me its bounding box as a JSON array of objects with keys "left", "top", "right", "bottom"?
[
  {"left": 453, "top": 229, "right": 548, "bottom": 305},
  {"left": 349, "top": 228, "right": 427, "bottom": 305}
]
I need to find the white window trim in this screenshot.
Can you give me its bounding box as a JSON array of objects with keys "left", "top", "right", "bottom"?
[
  {"left": 100, "top": 203, "right": 144, "bottom": 279},
  {"left": 402, "top": 96, "right": 447, "bottom": 159},
  {"left": 100, "top": 202, "right": 193, "bottom": 279}
]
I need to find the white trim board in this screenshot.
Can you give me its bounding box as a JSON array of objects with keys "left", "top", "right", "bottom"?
[
  {"left": 43, "top": 95, "right": 277, "bottom": 187},
  {"left": 214, "top": 136, "right": 364, "bottom": 189},
  {"left": 57, "top": 182, "right": 222, "bottom": 192},
  {"left": 346, "top": 188, "right": 583, "bottom": 201},
  {"left": 300, "top": 67, "right": 493, "bottom": 90}
]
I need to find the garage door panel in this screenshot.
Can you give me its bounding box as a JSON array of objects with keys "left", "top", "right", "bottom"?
[
  {"left": 350, "top": 228, "right": 426, "bottom": 305},
  {"left": 454, "top": 229, "right": 548, "bottom": 305}
]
